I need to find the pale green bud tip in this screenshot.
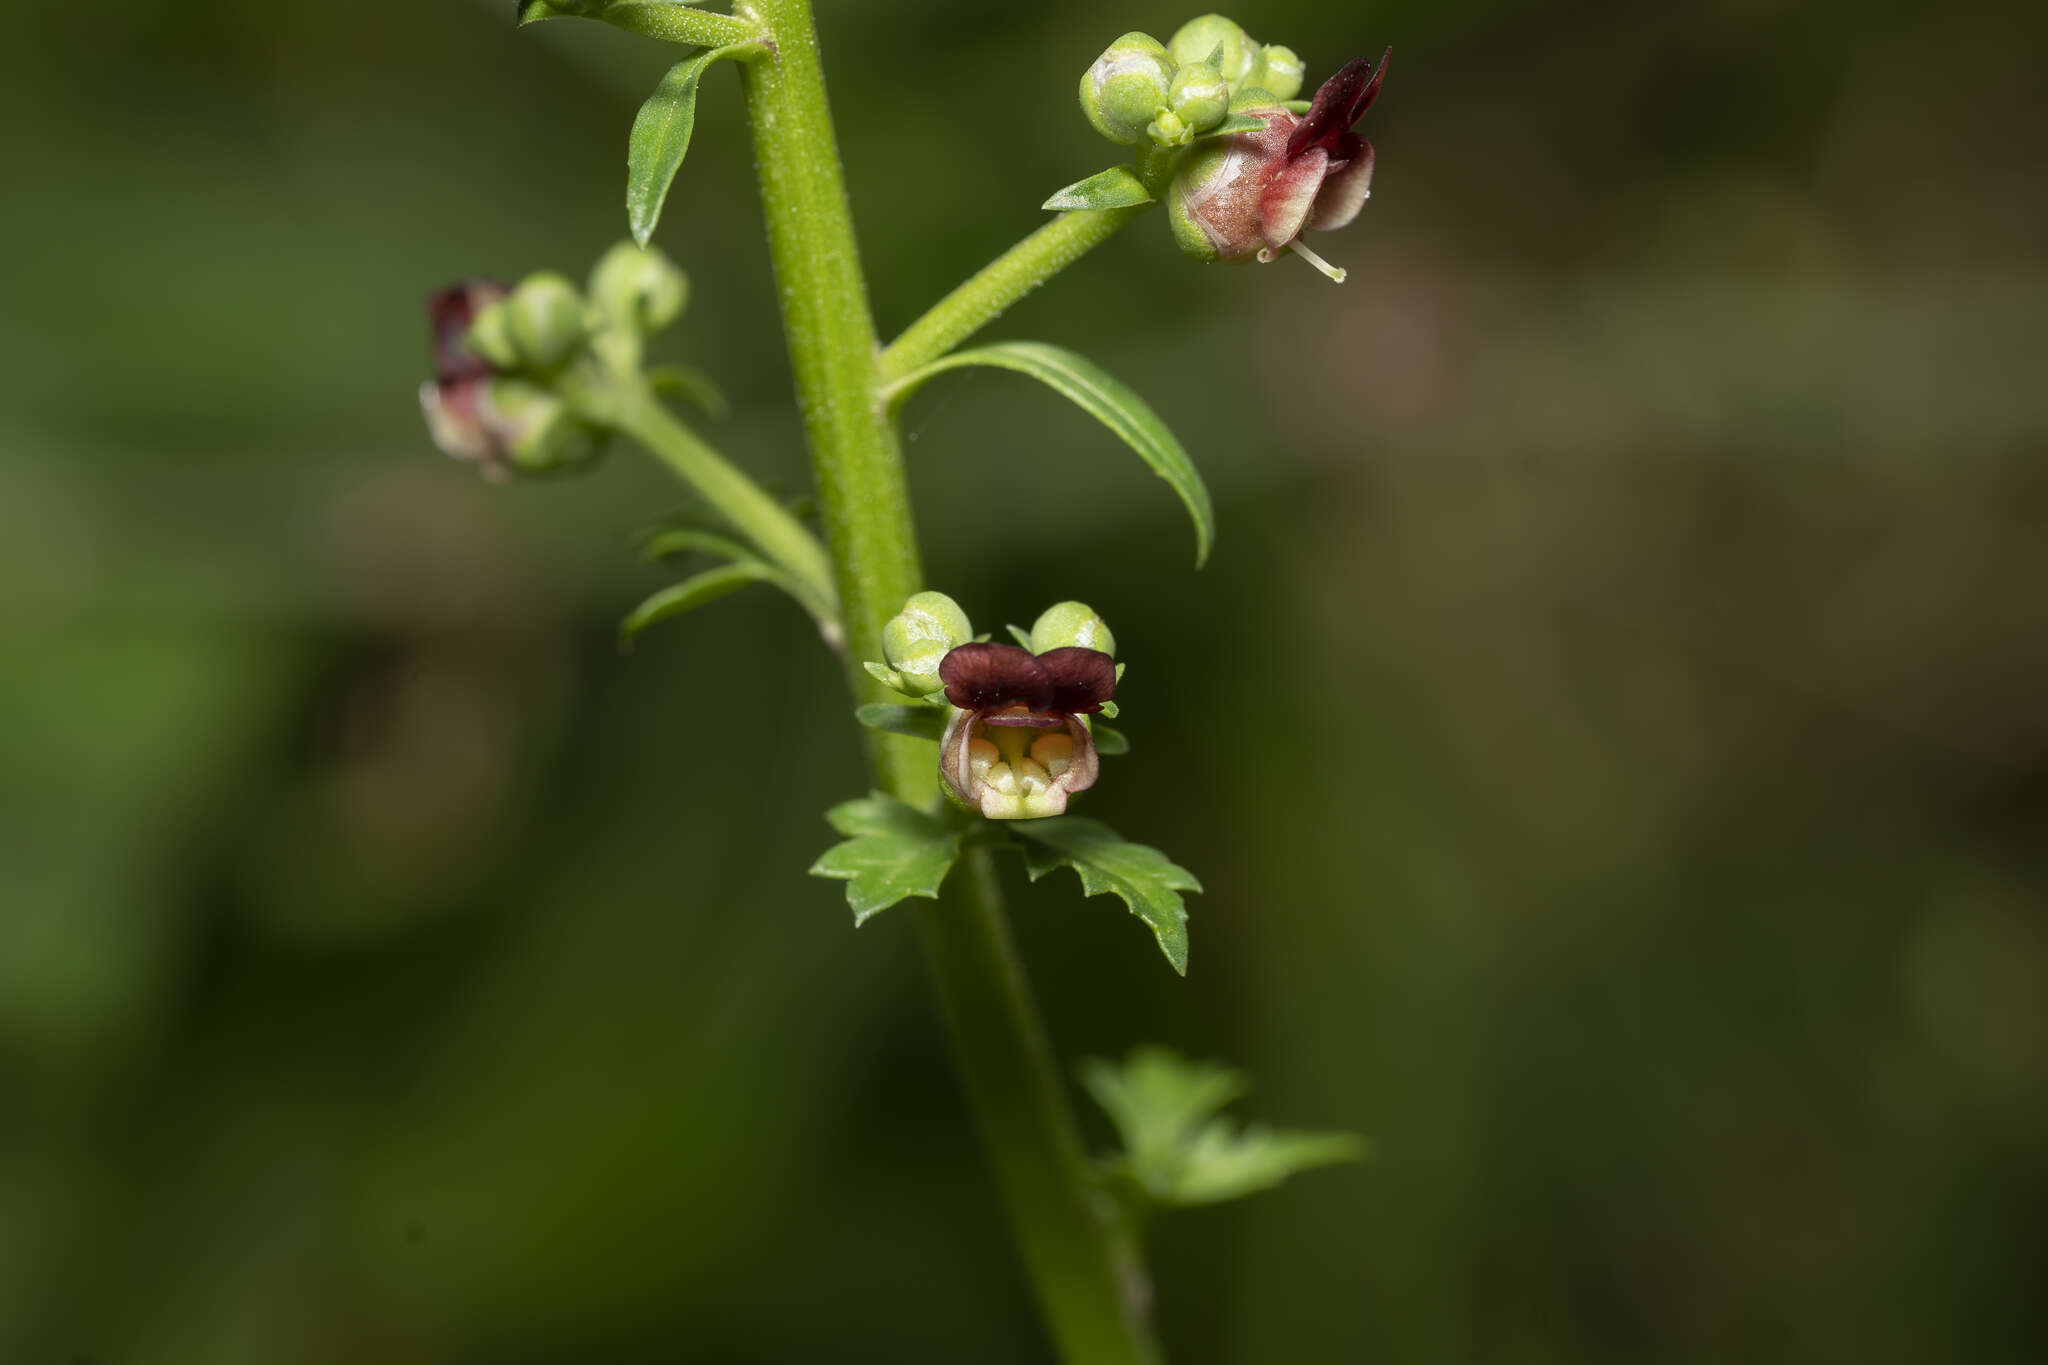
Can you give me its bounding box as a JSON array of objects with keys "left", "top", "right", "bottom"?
[
  {"left": 1247, "top": 44, "right": 1305, "bottom": 102},
  {"left": 1168, "top": 15, "right": 1257, "bottom": 87},
  {"left": 588, "top": 241, "right": 688, "bottom": 336},
  {"left": 1168, "top": 64, "right": 1231, "bottom": 134},
  {"left": 1080, "top": 32, "right": 1174, "bottom": 146},
  {"left": 882, "top": 591, "right": 974, "bottom": 694},
  {"left": 1028, "top": 601, "right": 1116, "bottom": 658},
  {"left": 503, "top": 272, "right": 586, "bottom": 371},
  {"left": 489, "top": 377, "right": 605, "bottom": 473}
]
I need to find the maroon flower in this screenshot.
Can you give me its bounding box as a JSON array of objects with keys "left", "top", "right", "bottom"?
[
  {"left": 937, "top": 642, "right": 1117, "bottom": 819},
  {"left": 1167, "top": 49, "right": 1389, "bottom": 281}
]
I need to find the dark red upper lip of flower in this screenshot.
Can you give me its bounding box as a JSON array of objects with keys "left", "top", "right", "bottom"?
[
  {"left": 428, "top": 281, "right": 509, "bottom": 385},
  {"left": 939, "top": 642, "right": 1117, "bottom": 716},
  {"left": 1285, "top": 48, "right": 1389, "bottom": 162}
]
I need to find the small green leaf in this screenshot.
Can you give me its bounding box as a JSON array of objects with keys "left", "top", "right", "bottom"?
[
  {"left": 889, "top": 341, "right": 1215, "bottom": 566},
  {"left": 1013, "top": 817, "right": 1198, "bottom": 974},
  {"left": 1080, "top": 1047, "right": 1364, "bottom": 1210},
  {"left": 1170, "top": 1124, "right": 1366, "bottom": 1205},
  {"left": 1042, "top": 166, "right": 1156, "bottom": 213},
  {"left": 647, "top": 363, "right": 729, "bottom": 419},
  {"left": 627, "top": 48, "right": 737, "bottom": 247},
  {"left": 1091, "top": 722, "right": 1130, "bottom": 756},
  {"left": 810, "top": 793, "right": 965, "bottom": 923},
  {"left": 619, "top": 561, "right": 773, "bottom": 644},
  {"left": 855, "top": 704, "right": 948, "bottom": 743}
]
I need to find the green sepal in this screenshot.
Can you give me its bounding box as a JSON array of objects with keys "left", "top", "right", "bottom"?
[
  {"left": 1200, "top": 111, "right": 1272, "bottom": 138},
  {"left": 810, "top": 793, "right": 965, "bottom": 924},
  {"left": 1005, "top": 624, "right": 1034, "bottom": 649},
  {"left": 1042, "top": 166, "right": 1155, "bottom": 213},
  {"left": 855, "top": 704, "right": 949, "bottom": 743},
  {"left": 1283, "top": 99, "right": 1312, "bottom": 114},
  {"left": 1090, "top": 722, "right": 1129, "bottom": 756},
  {"left": 863, "top": 660, "right": 909, "bottom": 691},
  {"left": 1080, "top": 1048, "right": 1365, "bottom": 1210},
  {"left": 1011, "top": 817, "right": 1198, "bottom": 974},
  {"left": 1098, "top": 700, "right": 1119, "bottom": 719},
  {"left": 886, "top": 341, "right": 1215, "bottom": 567},
  {"left": 618, "top": 561, "right": 777, "bottom": 645},
  {"left": 647, "top": 363, "right": 729, "bottom": 419}
]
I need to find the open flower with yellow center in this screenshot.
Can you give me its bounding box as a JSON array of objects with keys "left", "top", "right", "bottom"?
[{"left": 937, "top": 642, "right": 1118, "bottom": 820}]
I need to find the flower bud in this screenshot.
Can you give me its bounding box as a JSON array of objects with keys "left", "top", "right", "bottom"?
[
  {"left": 1167, "top": 63, "right": 1231, "bottom": 136},
  {"left": 419, "top": 376, "right": 605, "bottom": 480},
  {"left": 1079, "top": 32, "right": 1175, "bottom": 146},
  {"left": 489, "top": 378, "right": 606, "bottom": 473},
  {"left": 1027, "top": 601, "right": 1116, "bottom": 658},
  {"left": 1167, "top": 14, "right": 1257, "bottom": 89},
  {"left": 486, "top": 271, "right": 587, "bottom": 372},
  {"left": 587, "top": 240, "right": 688, "bottom": 337},
  {"left": 1243, "top": 44, "right": 1305, "bottom": 102},
  {"left": 881, "top": 591, "right": 974, "bottom": 695}
]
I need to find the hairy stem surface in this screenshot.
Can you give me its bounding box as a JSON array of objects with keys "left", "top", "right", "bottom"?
[{"left": 737, "top": 3, "right": 1161, "bottom": 1360}]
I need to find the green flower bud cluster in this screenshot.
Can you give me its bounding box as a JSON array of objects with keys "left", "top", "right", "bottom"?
[
  {"left": 866, "top": 595, "right": 1120, "bottom": 710},
  {"left": 422, "top": 243, "right": 693, "bottom": 480},
  {"left": 1079, "top": 15, "right": 1302, "bottom": 149}
]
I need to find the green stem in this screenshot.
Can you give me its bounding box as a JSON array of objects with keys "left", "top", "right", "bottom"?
[
  {"left": 878, "top": 206, "right": 1149, "bottom": 385},
  {"left": 737, "top": 3, "right": 1162, "bottom": 1360},
  {"left": 602, "top": 383, "right": 838, "bottom": 621},
  {"left": 878, "top": 144, "right": 1174, "bottom": 383}
]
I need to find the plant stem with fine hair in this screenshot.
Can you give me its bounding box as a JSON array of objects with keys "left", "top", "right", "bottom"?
[{"left": 735, "top": 2, "right": 1162, "bottom": 1360}]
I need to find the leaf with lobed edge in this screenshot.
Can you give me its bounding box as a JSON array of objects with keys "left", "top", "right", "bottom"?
[
  {"left": 1080, "top": 1047, "right": 1365, "bottom": 1210},
  {"left": 1013, "top": 817, "right": 1198, "bottom": 974},
  {"left": 1042, "top": 166, "right": 1155, "bottom": 212},
  {"left": 888, "top": 341, "right": 1215, "bottom": 567},
  {"left": 810, "top": 794, "right": 965, "bottom": 923}
]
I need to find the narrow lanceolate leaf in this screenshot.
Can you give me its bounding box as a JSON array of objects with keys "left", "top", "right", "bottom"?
[
  {"left": 1014, "top": 817, "right": 1199, "bottom": 974},
  {"left": 602, "top": 2, "right": 762, "bottom": 49},
  {"left": 855, "top": 703, "right": 949, "bottom": 743},
  {"left": 810, "top": 794, "right": 965, "bottom": 923},
  {"left": 1042, "top": 166, "right": 1155, "bottom": 212},
  {"left": 639, "top": 526, "right": 759, "bottom": 565},
  {"left": 519, "top": 1, "right": 763, "bottom": 51},
  {"left": 628, "top": 48, "right": 735, "bottom": 247},
  {"left": 889, "top": 341, "right": 1215, "bottom": 566},
  {"left": 619, "top": 561, "right": 775, "bottom": 644}
]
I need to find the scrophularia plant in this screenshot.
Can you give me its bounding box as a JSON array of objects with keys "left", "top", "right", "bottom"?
[{"left": 417, "top": 7, "right": 1384, "bottom": 1359}]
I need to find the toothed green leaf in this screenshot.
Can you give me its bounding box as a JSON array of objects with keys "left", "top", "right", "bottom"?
[
  {"left": 1013, "top": 817, "right": 1197, "bottom": 973},
  {"left": 810, "top": 794, "right": 964, "bottom": 923},
  {"left": 1080, "top": 1047, "right": 1365, "bottom": 1209}
]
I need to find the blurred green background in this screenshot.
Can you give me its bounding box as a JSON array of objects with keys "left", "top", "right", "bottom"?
[{"left": 4, "top": 0, "right": 2045, "bottom": 1360}]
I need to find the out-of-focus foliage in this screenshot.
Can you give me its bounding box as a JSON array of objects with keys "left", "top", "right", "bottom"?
[{"left": 2, "top": 1, "right": 2045, "bottom": 1362}]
